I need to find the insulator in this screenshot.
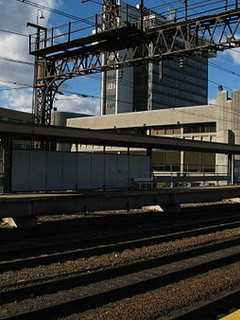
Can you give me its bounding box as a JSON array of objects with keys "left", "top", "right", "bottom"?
[{"left": 178, "top": 57, "right": 184, "bottom": 68}]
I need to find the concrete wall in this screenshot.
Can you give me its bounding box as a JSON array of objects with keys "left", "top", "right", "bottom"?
[
  {"left": 67, "top": 104, "right": 215, "bottom": 130},
  {"left": 11, "top": 150, "right": 150, "bottom": 192},
  {"left": 215, "top": 90, "right": 240, "bottom": 176}
]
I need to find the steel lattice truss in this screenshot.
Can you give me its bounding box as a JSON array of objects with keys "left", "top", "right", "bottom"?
[{"left": 31, "top": 6, "right": 240, "bottom": 125}]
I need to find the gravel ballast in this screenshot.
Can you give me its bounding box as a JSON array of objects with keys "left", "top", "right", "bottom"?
[
  {"left": 65, "top": 261, "right": 240, "bottom": 320},
  {"left": 1, "top": 246, "right": 240, "bottom": 319},
  {"left": 1, "top": 226, "right": 240, "bottom": 289}
]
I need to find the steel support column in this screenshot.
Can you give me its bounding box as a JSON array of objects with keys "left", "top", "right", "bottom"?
[
  {"left": 228, "top": 153, "right": 234, "bottom": 184},
  {"left": 1, "top": 137, "right": 13, "bottom": 193},
  {"left": 147, "top": 147, "right": 153, "bottom": 190}
]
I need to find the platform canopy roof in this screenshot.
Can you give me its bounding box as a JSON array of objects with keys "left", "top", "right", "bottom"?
[{"left": 0, "top": 120, "right": 240, "bottom": 154}]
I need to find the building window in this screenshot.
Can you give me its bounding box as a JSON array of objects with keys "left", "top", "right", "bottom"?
[{"left": 183, "top": 123, "right": 216, "bottom": 134}]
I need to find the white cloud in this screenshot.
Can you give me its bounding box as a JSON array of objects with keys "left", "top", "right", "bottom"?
[
  {"left": 0, "top": 88, "right": 33, "bottom": 113},
  {"left": 0, "top": 0, "right": 55, "bottom": 69},
  {"left": 208, "top": 98, "right": 216, "bottom": 105},
  {"left": 0, "top": 0, "right": 56, "bottom": 108},
  {"left": 0, "top": 0, "right": 99, "bottom": 115},
  {"left": 0, "top": 90, "right": 99, "bottom": 116},
  {"left": 228, "top": 48, "right": 240, "bottom": 64},
  {"left": 55, "top": 95, "right": 99, "bottom": 115}
]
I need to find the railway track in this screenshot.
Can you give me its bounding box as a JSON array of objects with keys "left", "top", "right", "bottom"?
[
  {"left": 1, "top": 218, "right": 240, "bottom": 319},
  {"left": 174, "top": 288, "right": 240, "bottom": 320},
  {"left": 1, "top": 220, "right": 240, "bottom": 272},
  {"left": 2, "top": 205, "right": 240, "bottom": 262}
]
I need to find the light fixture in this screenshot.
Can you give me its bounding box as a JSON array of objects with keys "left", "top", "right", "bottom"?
[
  {"left": 37, "top": 10, "right": 45, "bottom": 24},
  {"left": 39, "top": 11, "right": 45, "bottom": 20}
]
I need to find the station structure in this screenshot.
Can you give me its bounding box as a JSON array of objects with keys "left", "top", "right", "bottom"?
[
  {"left": 2, "top": 1, "right": 240, "bottom": 223},
  {"left": 67, "top": 89, "right": 240, "bottom": 185}
]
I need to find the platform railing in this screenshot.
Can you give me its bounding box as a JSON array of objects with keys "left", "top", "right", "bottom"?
[
  {"left": 29, "top": 3, "right": 141, "bottom": 54},
  {"left": 29, "top": 0, "right": 240, "bottom": 54},
  {"left": 133, "top": 163, "right": 231, "bottom": 191},
  {"left": 153, "top": 163, "right": 229, "bottom": 175}
]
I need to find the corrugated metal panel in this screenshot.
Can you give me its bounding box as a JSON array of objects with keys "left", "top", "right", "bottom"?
[
  {"left": 29, "top": 150, "right": 46, "bottom": 190},
  {"left": 77, "top": 153, "right": 91, "bottom": 189},
  {"left": 12, "top": 150, "right": 30, "bottom": 192},
  {"left": 45, "top": 152, "right": 63, "bottom": 191},
  {"left": 129, "top": 155, "right": 150, "bottom": 180},
  {"left": 92, "top": 154, "right": 105, "bottom": 188},
  {"left": 62, "top": 152, "right": 77, "bottom": 190},
  {"left": 11, "top": 150, "right": 150, "bottom": 192},
  {"left": 116, "top": 155, "right": 129, "bottom": 187},
  {"left": 105, "top": 154, "right": 118, "bottom": 188}
]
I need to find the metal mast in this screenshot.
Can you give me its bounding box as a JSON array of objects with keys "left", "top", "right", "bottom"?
[
  {"left": 31, "top": 0, "right": 120, "bottom": 126},
  {"left": 29, "top": 22, "right": 56, "bottom": 126}
]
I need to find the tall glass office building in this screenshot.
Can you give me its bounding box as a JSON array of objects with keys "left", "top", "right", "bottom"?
[{"left": 100, "top": 2, "right": 208, "bottom": 115}]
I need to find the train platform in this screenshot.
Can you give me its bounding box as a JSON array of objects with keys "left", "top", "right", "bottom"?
[
  {"left": 0, "top": 185, "right": 240, "bottom": 221},
  {"left": 0, "top": 184, "right": 240, "bottom": 199},
  {"left": 221, "top": 309, "right": 240, "bottom": 319}
]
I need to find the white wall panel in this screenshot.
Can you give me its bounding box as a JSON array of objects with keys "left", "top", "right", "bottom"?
[
  {"left": 129, "top": 155, "right": 150, "bottom": 180},
  {"left": 12, "top": 150, "right": 150, "bottom": 192},
  {"left": 92, "top": 154, "right": 105, "bottom": 188},
  {"left": 62, "top": 152, "right": 77, "bottom": 190},
  {"left": 29, "top": 151, "right": 46, "bottom": 191},
  {"left": 105, "top": 154, "right": 118, "bottom": 187},
  {"left": 45, "top": 152, "right": 63, "bottom": 191},
  {"left": 77, "top": 153, "right": 91, "bottom": 189},
  {"left": 116, "top": 155, "right": 129, "bottom": 187},
  {"left": 12, "top": 150, "right": 30, "bottom": 192}
]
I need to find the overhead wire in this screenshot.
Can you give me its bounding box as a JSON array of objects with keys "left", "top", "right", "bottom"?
[
  {"left": 0, "top": 79, "right": 33, "bottom": 87},
  {"left": 16, "top": 0, "right": 96, "bottom": 25},
  {"left": 1, "top": 74, "right": 240, "bottom": 131},
  {"left": 0, "top": 86, "right": 32, "bottom": 92},
  {"left": 0, "top": 55, "right": 235, "bottom": 104},
  {"left": 56, "top": 91, "right": 240, "bottom": 136},
  {"left": 83, "top": 0, "right": 102, "bottom": 5},
  {"left": 0, "top": 29, "right": 28, "bottom": 38},
  {"left": 0, "top": 0, "right": 238, "bottom": 125},
  {"left": 149, "top": 0, "right": 234, "bottom": 15},
  {"left": 0, "top": 56, "right": 33, "bottom": 66},
  {"left": 1, "top": 4, "right": 240, "bottom": 118}
]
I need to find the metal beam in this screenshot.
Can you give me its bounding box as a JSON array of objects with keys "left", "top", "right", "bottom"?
[
  {"left": 1, "top": 120, "right": 240, "bottom": 154},
  {"left": 0, "top": 137, "right": 12, "bottom": 193}
]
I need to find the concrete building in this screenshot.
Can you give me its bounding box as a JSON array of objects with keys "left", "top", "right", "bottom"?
[
  {"left": 68, "top": 90, "right": 240, "bottom": 184},
  {"left": 101, "top": 2, "right": 208, "bottom": 115},
  {"left": 2, "top": 90, "right": 240, "bottom": 190}
]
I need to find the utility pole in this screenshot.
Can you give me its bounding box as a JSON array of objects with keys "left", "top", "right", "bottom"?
[
  {"left": 225, "top": 0, "right": 228, "bottom": 10},
  {"left": 27, "top": 22, "right": 49, "bottom": 125},
  {"left": 140, "top": 0, "right": 144, "bottom": 32},
  {"left": 184, "top": 0, "right": 188, "bottom": 20}
]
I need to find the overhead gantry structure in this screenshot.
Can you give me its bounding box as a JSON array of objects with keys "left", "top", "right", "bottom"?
[{"left": 28, "top": 0, "right": 240, "bottom": 125}]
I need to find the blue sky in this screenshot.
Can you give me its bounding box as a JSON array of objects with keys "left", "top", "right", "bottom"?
[{"left": 0, "top": 0, "right": 240, "bottom": 114}]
